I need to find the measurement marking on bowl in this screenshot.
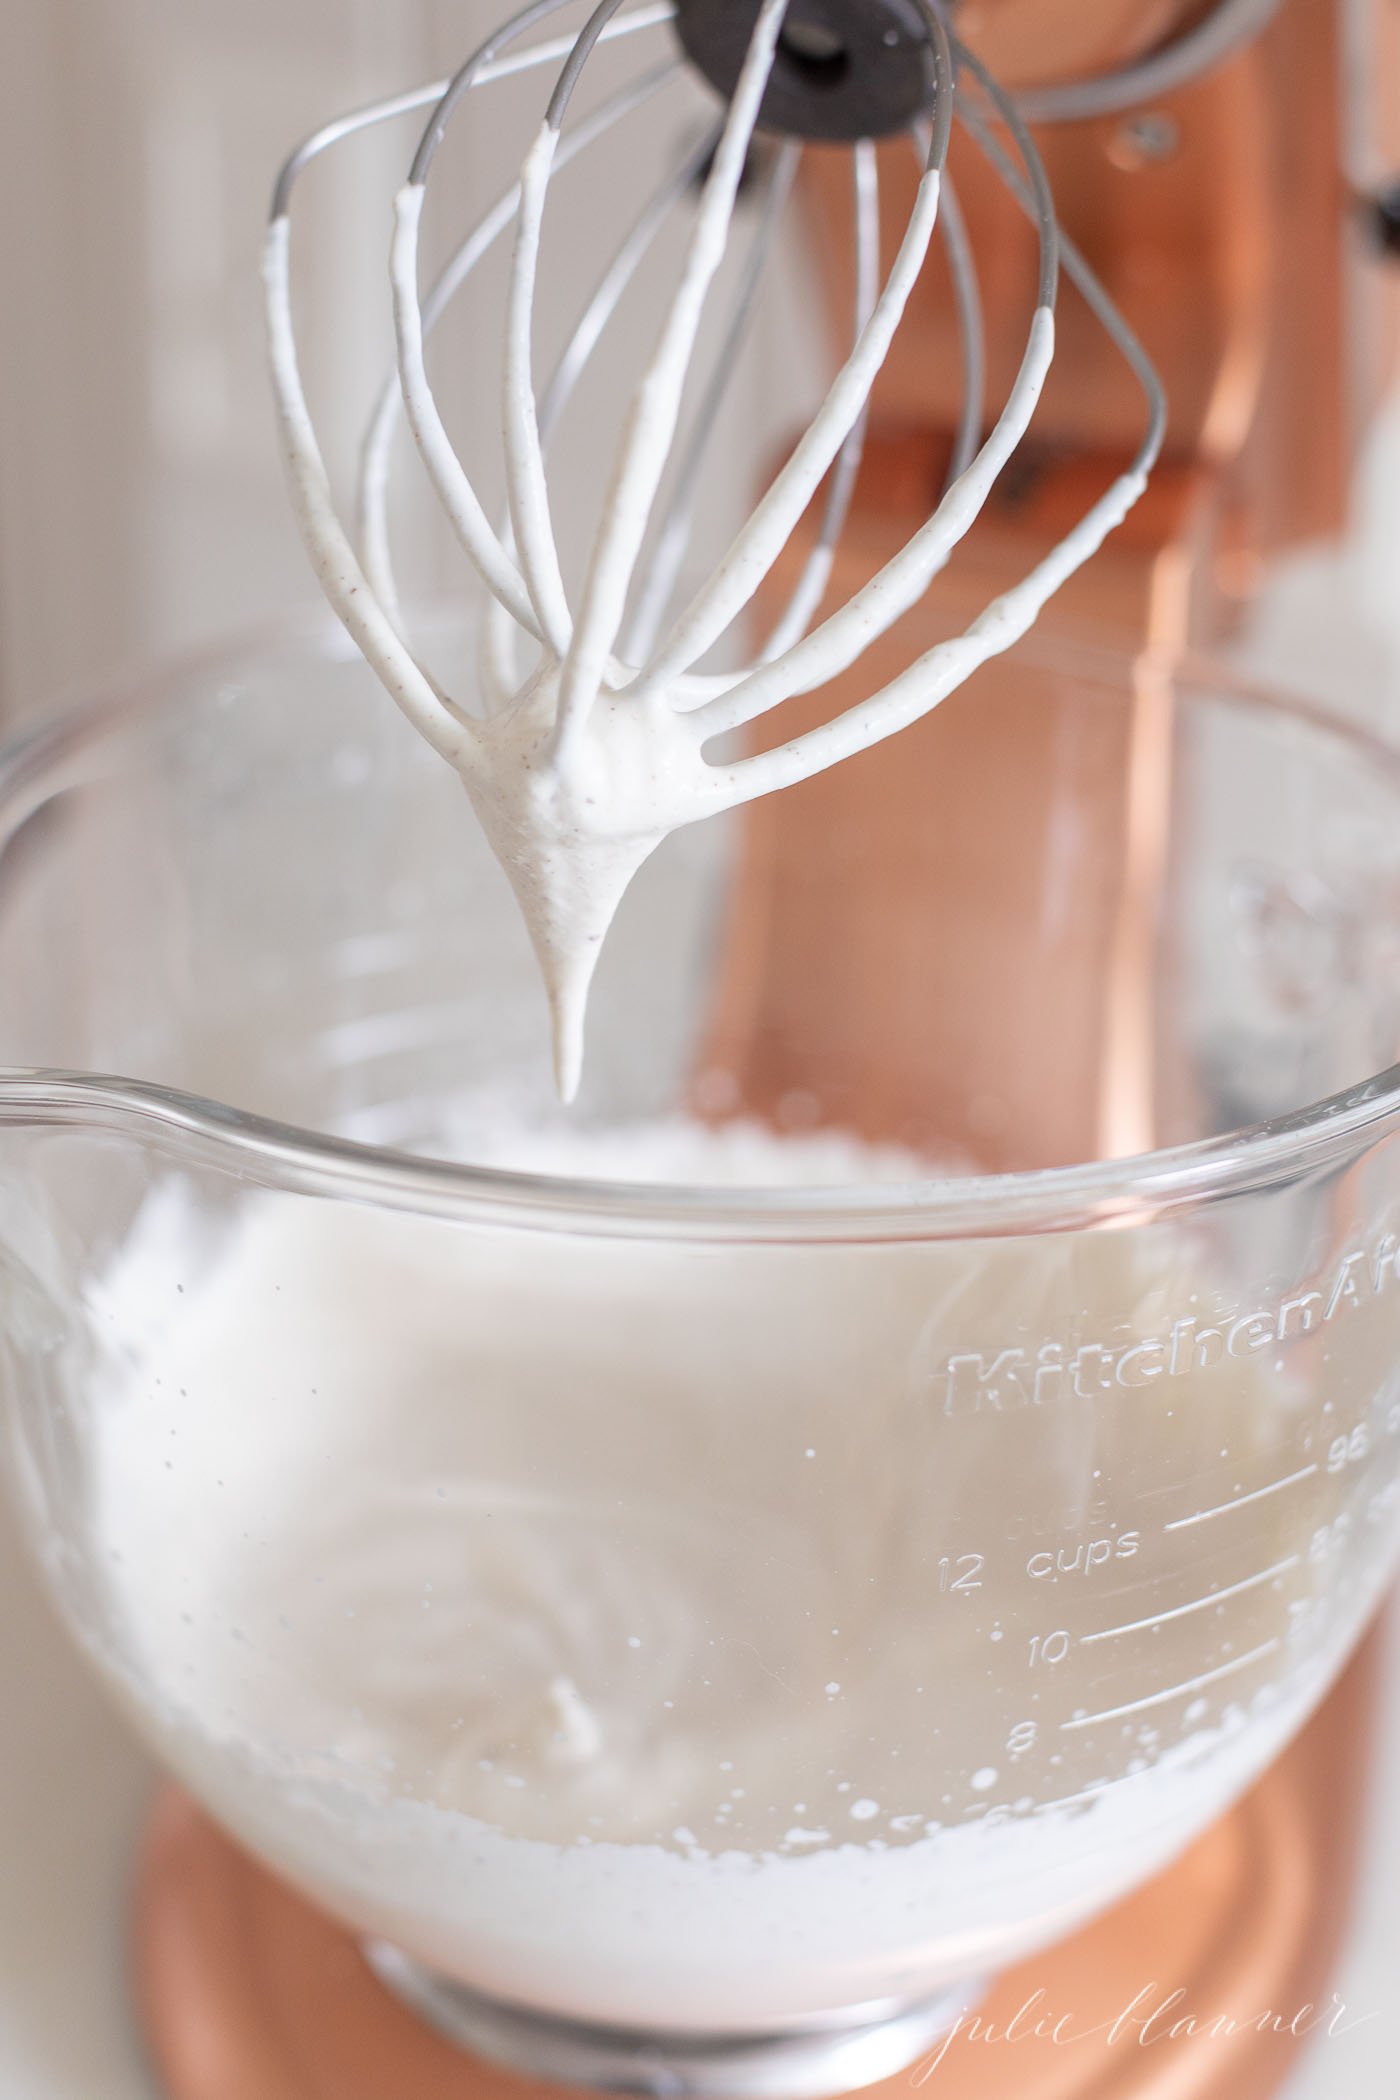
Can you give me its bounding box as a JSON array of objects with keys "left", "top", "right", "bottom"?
[
  {"left": 1163, "top": 1465, "right": 1318, "bottom": 1532},
  {"left": 1059, "top": 1639, "right": 1281, "bottom": 1731},
  {"left": 1079, "top": 1555, "right": 1300, "bottom": 1643}
]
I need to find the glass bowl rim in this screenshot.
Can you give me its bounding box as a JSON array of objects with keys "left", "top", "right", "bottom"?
[{"left": 1, "top": 610, "right": 1398, "bottom": 1243}]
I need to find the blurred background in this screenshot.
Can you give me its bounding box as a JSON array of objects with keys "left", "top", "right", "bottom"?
[
  {"left": 0, "top": 0, "right": 825, "bottom": 725},
  {"left": 1, "top": 5, "right": 1399, "bottom": 2098}
]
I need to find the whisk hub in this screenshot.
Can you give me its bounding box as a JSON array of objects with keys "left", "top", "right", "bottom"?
[{"left": 674, "top": 0, "right": 935, "bottom": 140}]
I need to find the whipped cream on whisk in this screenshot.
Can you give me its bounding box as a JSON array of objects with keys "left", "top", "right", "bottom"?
[{"left": 264, "top": 0, "right": 1159, "bottom": 1097}]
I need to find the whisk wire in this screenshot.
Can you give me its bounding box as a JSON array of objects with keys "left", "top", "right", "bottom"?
[
  {"left": 503, "top": 132, "right": 580, "bottom": 654},
  {"left": 391, "top": 181, "right": 545, "bottom": 638},
  {"left": 486, "top": 111, "right": 720, "bottom": 702},
  {"left": 956, "top": 98, "right": 1166, "bottom": 471},
  {"left": 938, "top": 171, "right": 986, "bottom": 491},
  {"left": 359, "top": 60, "right": 680, "bottom": 663},
  {"left": 629, "top": 0, "right": 954, "bottom": 700},
  {"left": 759, "top": 137, "right": 881, "bottom": 665},
  {"left": 688, "top": 29, "right": 1062, "bottom": 741},
  {"left": 549, "top": 0, "right": 791, "bottom": 756},
  {"left": 703, "top": 36, "right": 1166, "bottom": 795},
  {"left": 392, "top": 3, "right": 600, "bottom": 642},
  {"left": 537, "top": 123, "right": 717, "bottom": 451},
  {"left": 624, "top": 137, "right": 802, "bottom": 667},
  {"left": 268, "top": 0, "right": 680, "bottom": 747},
  {"left": 633, "top": 168, "right": 944, "bottom": 698}
]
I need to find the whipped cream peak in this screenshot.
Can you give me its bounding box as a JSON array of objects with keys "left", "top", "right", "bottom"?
[{"left": 459, "top": 658, "right": 723, "bottom": 1099}]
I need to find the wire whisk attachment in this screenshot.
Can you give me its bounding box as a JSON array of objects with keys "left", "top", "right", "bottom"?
[{"left": 266, "top": 0, "right": 1164, "bottom": 1097}]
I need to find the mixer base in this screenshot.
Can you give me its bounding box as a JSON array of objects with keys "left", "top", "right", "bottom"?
[
  {"left": 135, "top": 1626, "right": 1379, "bottom": 2100},
  {"left": 363, "top": 1942, "right": 976, "bottom": 2098}
]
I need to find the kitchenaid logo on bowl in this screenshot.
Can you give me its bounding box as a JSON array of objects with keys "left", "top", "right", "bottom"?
[{"left": 926, "top": 1229, "right": 1400, "bottom": 1418}]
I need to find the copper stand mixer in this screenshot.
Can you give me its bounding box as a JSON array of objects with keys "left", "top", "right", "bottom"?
[
  {"left": 147, "top": 0, "right": 1400, "bottom": 2092},
  {"left": 7, "top": 2, "right": 1400, "bottom": 2097}
]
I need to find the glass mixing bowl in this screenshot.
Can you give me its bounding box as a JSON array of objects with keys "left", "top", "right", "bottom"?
[{"left": 2, "top": 619, "right": 1400, "bottom": 2093}]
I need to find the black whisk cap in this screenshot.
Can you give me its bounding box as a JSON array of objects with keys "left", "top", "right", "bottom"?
[{"left": 674, "top": 0, "right": 936, "bottom": 143}]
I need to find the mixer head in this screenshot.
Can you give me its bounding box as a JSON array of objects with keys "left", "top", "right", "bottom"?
[{"left": 264, "top": 0, "right": 1170, "bottom": 1093}]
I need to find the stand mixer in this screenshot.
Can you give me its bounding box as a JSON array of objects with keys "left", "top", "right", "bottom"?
[{"left": 1, "top": 3, "right": 1400, "bottom": 2099}]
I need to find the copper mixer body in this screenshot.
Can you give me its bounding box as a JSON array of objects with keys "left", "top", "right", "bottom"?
[
  {"left": 720, "top": 0, "right": 1399, "bottom": 1163},
  {"left": 137, "top": 5, "right": 1400, "bottom": 2098},
  {"left": 964, "top": 1, "right": 1200, "bottom": 84},
  {"left": 699, "top": 9, "right": 1397, "bottom": 2099}
]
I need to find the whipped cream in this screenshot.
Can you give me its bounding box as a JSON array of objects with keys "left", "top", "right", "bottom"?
[{"left": 75, "top": 1117, "right": 1374, "bottom": 2034}]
